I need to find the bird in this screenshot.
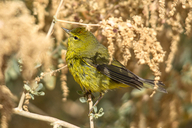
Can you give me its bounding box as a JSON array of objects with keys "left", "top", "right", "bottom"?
[{"left": 62, "top": 27, "right": 167, "bottom": 112}]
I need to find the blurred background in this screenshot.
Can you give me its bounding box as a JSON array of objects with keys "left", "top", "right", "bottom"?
[{"left": 0, "top": 0, "right": 192, "bottom": 128}]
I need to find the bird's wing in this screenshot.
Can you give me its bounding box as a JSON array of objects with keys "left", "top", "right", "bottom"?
[
  {"left": 96, "top": 64, "right": 144, "bottom": 90},
  {"left": 82, "top": 56, "right": 144, "bottom": 90}
]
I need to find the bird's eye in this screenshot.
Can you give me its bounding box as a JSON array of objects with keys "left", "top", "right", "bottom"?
[{"left": 74, "top": 36, "right": 79, "bottom": 40}]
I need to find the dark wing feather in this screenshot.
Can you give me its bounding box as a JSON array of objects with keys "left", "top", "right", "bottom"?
[
  {"left": 96, "top": 64, "right": 144, "bottom": 90},
  {"left": 82, "top": 54, "right": 144, "bottom": 90}
]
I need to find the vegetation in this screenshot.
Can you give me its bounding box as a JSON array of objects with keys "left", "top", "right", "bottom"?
[{"left": 0, "top": 0, "right": 192, "bottom": 128}]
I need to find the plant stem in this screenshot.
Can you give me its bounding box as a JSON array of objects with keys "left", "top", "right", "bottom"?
[
  {"left": 0, "top": 104, "right": 3, "bottom": 109},
  {"left": 57, "top": 19, "right": 100, "bottom": 27},
  {"left": 13, "top": 108, "right": 80, "bottom": 128},
  {"left": 88, "top": 94, "right": 94, "bottom": 128},
  {"left": 17, "top": 92, "right": 26, "bottom": 110},
  {"left": 46, "top": 0, "right": 64, "bottom": 38}
]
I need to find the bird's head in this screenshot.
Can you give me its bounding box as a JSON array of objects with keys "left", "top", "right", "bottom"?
[{"left": 62, "top": 27, "right": 98, "bottom": 53}]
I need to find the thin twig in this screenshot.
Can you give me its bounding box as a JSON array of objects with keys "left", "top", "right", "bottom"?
[
  {"left": 52, "top": 65, "right": 67, "bottom": 73},
  {"left": 57, "top": 19, "right": 100, "bottom": 27},
  {"left": 0, "top": 104, "right": 3, "bottom": 109},
  {"left": 1, "top": 115, "right": 7, "bottom": 128},
  {"left": 88, "top": 94, "right": 94, "bottom": 128},
  {"left": 13, "top": 108, "right": 80, "bottom": 128},
  {"left": 17, "top": 92, "right": 26, "bottom": 110},
  {"left": 36, "top": 65, "right": 67, "bottom": 82},
  {"left": 150, "top": 80, "right": 158, "bottom": 97},
  {"left": 150, "top": 90, "right": 156, "bottom": 97},
  {"left": 46, "top": 0, "right": 64, "bottom": 38}
]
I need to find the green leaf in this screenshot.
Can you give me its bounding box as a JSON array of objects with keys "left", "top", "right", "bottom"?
[
  {"left": 37, "top": 91, "right": 45, "bottom": 96},
  {"left": 89, "top": 107, "right": 104, "bottom": 119},
  {"left": 89, "top": 113, "right": 94, "bottom": 117},
  {"left": 5, "top": 58, "right": 21, "bottom": 82},
  {"left": 79, "top": 97, "right": 87, "bottom": 103},
  {"left": 29, "top": 94, "right": 35, "bottom": 100},
  {"left": 98, "top": 108, "right": 103, "bottom": 112},
  {"left": 24, "top": 84, "right": 31, "bottom": 91},
  {"left": 34, "top": 83, "right": 44, "bottom": 92},
  {"left": 77, "top": 90, "right": 84, "bottom": 95},
  {"left": 97, "top": 112, "right": 104, "bottom": 117},
  {"left": 93, "top": 106, "right": 97, "bottom": 113}
]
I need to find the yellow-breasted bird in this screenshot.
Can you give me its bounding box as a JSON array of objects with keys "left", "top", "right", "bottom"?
[{"left": 62, "top": 27, "right": 167, "bottom": 107}]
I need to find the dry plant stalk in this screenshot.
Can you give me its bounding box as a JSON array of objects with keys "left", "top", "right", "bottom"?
[
  {"left": 185, "top": 2, "right": 192, "bottom": 36},
  {"left": 159, "top": 0, "right": 165, "bottom": 21},
  {"left": 0, "top": 1, "right": 52, "bottom": 81},
  {"left": 88, "top": 94, "right": 94, "bottom": 128},
  {"left": 23, "top": 92, "right": 31, "bottom": 112},
  {"left": 0, "top": 85, "right": 15, "bottom": 128},
  {"left": 100, "top": 16, "right": 165, "bottom": 80},
  {"left": 60, "top": 50, "right": 69, "bottom": 102},
  {"left": 33, "top": 0, "right": 49, "bottom": 30}
]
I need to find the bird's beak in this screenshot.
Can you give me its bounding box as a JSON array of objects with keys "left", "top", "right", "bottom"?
[{"left": 62, "top": 27, "right": 71, "bottom": 35}]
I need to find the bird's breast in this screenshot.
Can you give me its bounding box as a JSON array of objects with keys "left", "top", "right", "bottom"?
[{"left": 66, "top": 57, "right": 112, "bottom": 92}]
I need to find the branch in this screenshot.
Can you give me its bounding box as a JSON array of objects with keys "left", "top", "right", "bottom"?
[
  {"left": 46, "top": 0, "right": 64, "bottom": 38},
  {"left": 17, "top": 92, "right": 25, "bottom": 110},
  {"left": 13, "top": 108, "right": 80, "bottom": 128},
  {"left": 88, "top": 94, "right": 94, "bottom": 128},
  {"left": 57, "top": 19, "right": 100, "bottom": 27},
  {"left": 51, "top": 65, "right": 67, "bottom": 73},
  {"left": 0, "top": 104, "right": 3, "bottom": 109}
]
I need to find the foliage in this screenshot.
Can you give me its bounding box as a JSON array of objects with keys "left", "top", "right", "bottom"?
[{"left": 0, "top": 0, "right": 192, "bottom": 128}]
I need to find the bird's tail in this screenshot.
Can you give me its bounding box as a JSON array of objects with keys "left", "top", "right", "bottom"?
[{"left": 139, "top": 77, "right": 167, "bottom": 93}]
